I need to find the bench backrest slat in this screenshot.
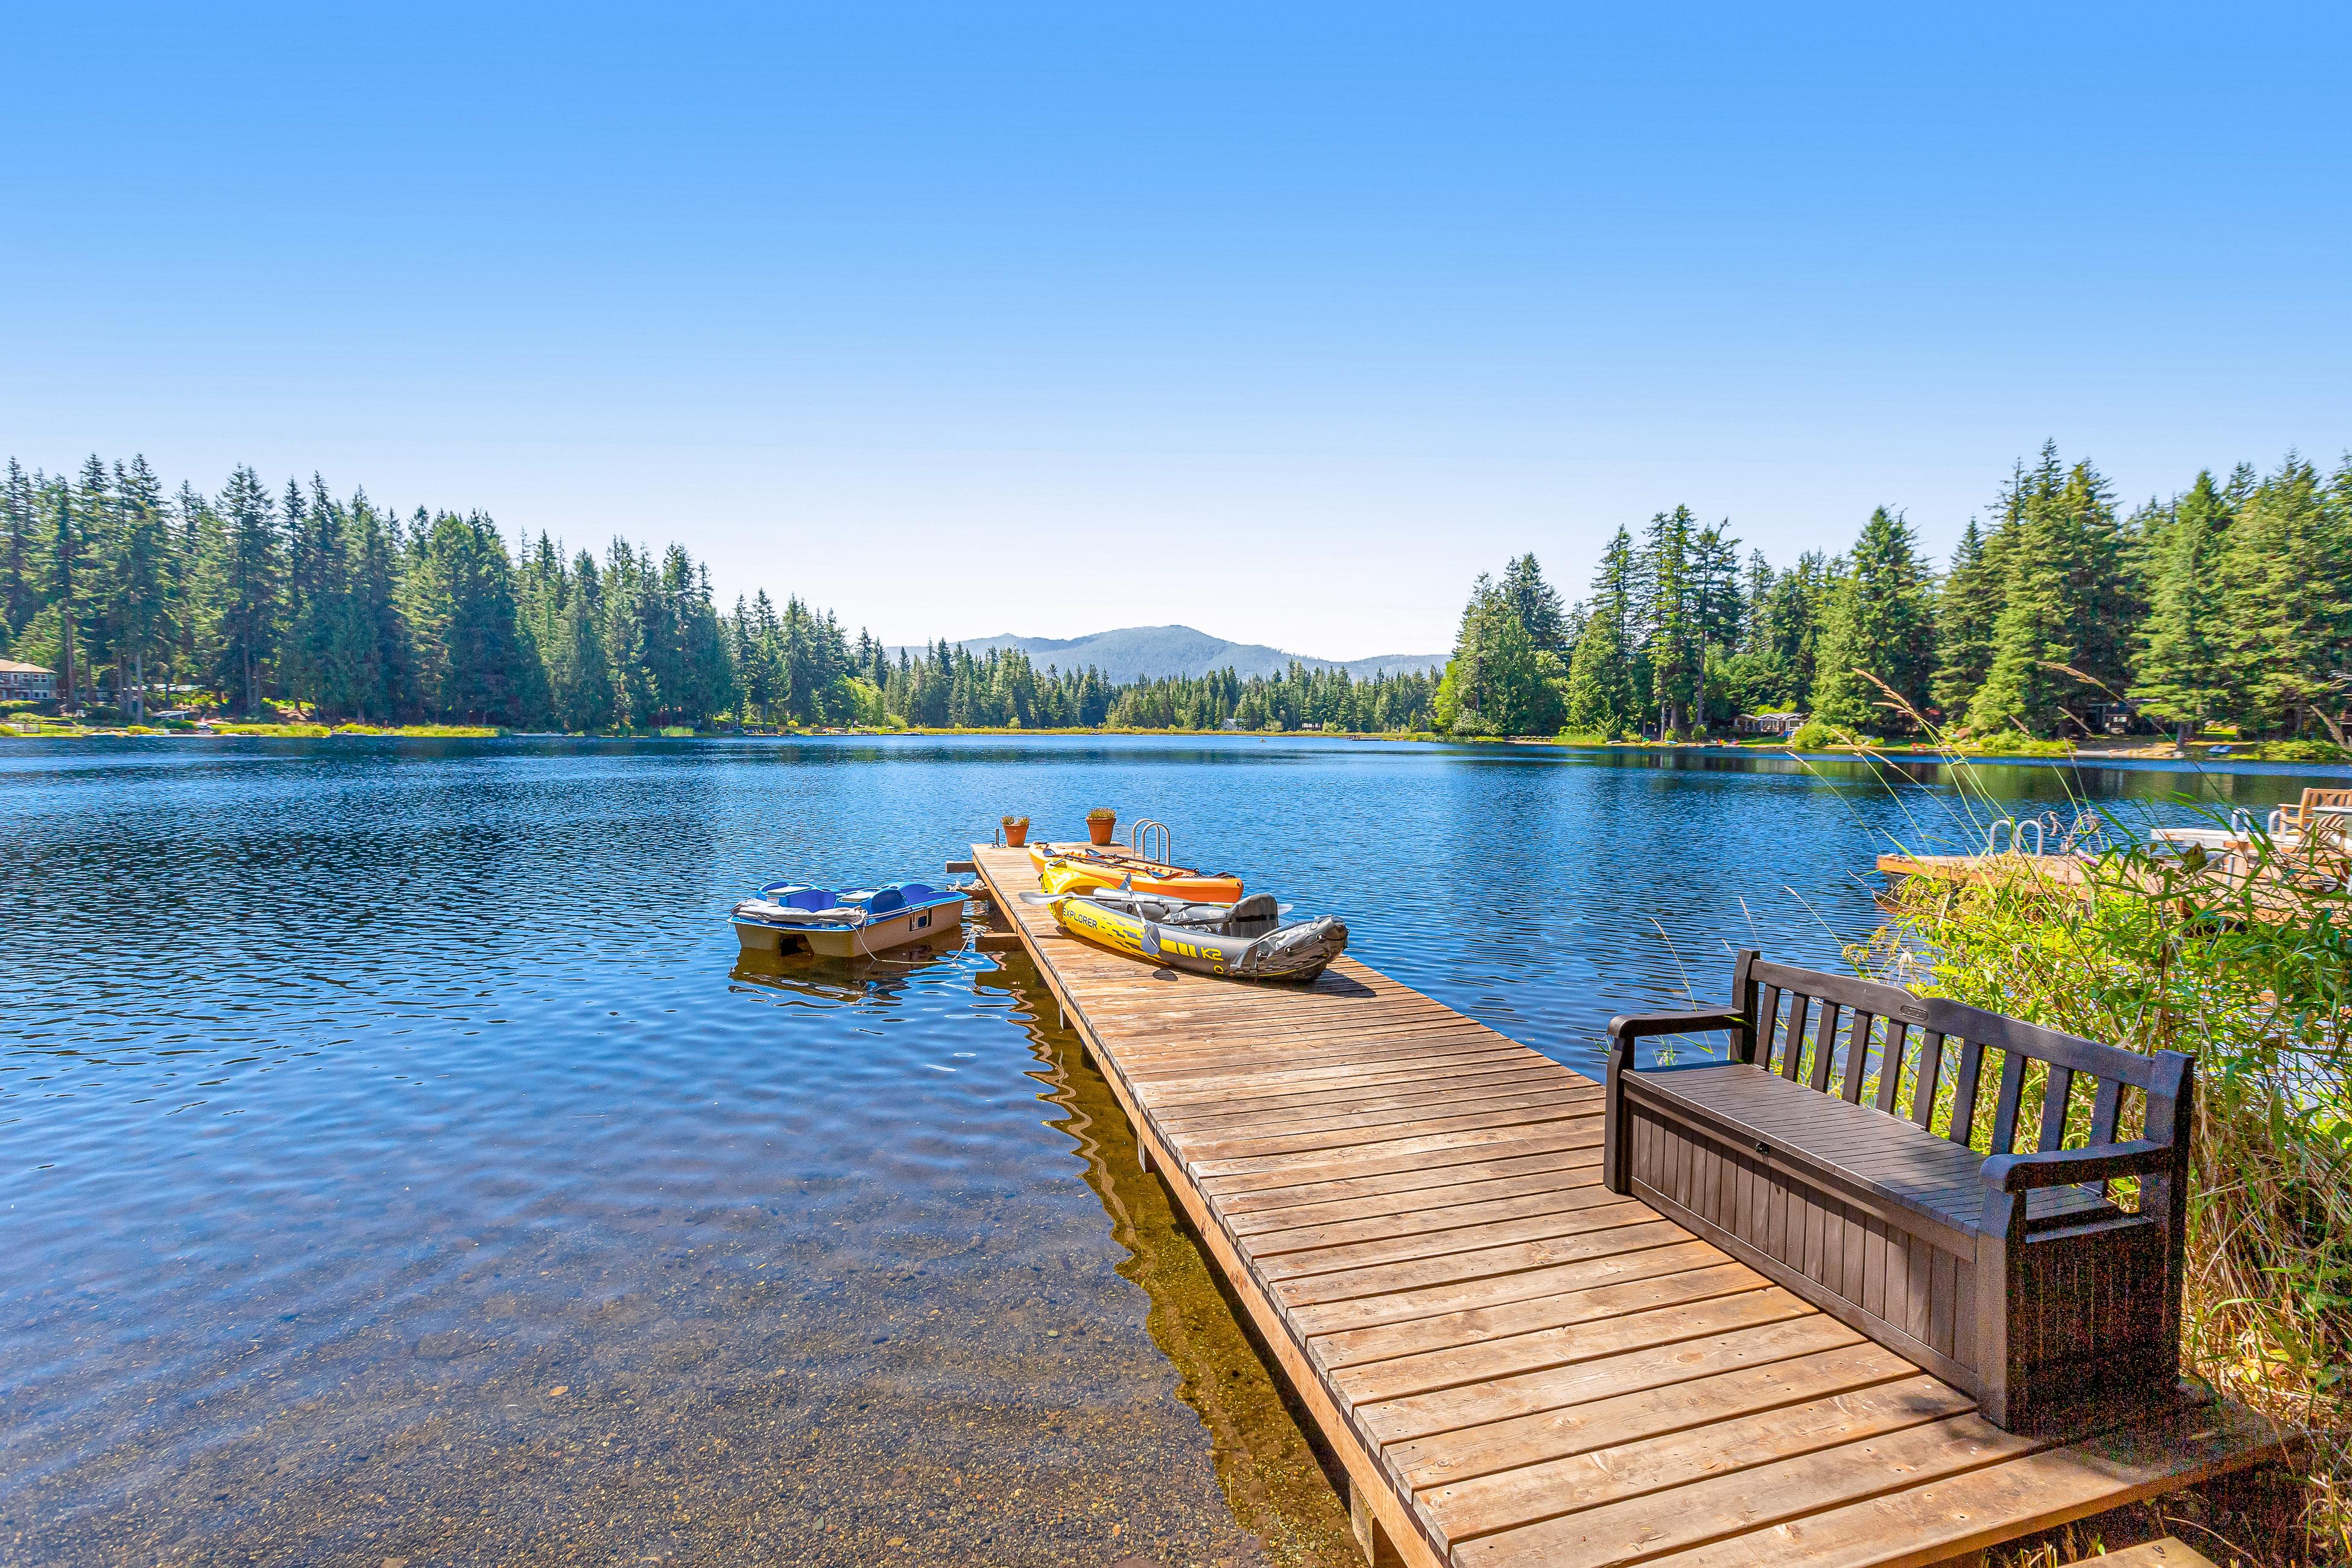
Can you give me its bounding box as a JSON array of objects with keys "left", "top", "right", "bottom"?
[
  {"left": 1841, "top": 1011, "right": 1874, "bottom": 1103},
  {"left": 1781, "top": 992, "right": 1812, "bottom": 1081},
  {"left": 1909, "top": 1029, "right": 1946, "bottom": 1128},
  {"left": 1990, "top": 1048, "right": 2029, "bottom": 1154},
  {"left": 2037, "top": 1063, "right": 2078, "bottom": 1152},
  {"left": 1756, "top": 982, "right": 1783, "bottom": 1069},
  {"left": 1810, "top": 1002, "right": 1843, "bottom": 1093},
  {"left": 1949, "top": 1037, "right": 1988, "bottom": 1147},
  {"left": 1874, "top": 1020, "right": 1910, "bottom": 1113},
  {"left": 2089, "top": 1075, "right": 2124, "bottom": 1145}
]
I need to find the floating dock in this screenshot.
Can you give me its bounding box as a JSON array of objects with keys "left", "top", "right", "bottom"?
[{"left": 969, "top": 843, "right": 2281, "bottom": 1568}]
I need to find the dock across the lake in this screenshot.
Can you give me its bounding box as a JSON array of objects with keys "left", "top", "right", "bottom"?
[{"left": 967, "top": 843, "right": 2281, "bottom": 1568}]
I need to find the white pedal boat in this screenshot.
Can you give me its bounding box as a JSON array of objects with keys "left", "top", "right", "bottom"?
[{"left": 730, "top": 882, "right": 967, "bottom": 957}]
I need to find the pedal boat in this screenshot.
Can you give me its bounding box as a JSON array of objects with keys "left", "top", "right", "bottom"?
[
  {"left": 1029, "top": 843, "right": 1244, "bottom": 903},
  {"left": 730, "top": 882, "right": 964, "bottom": 957},
  {"left": 1043, "top": 888, "right": 1347, "bottom": 983}
]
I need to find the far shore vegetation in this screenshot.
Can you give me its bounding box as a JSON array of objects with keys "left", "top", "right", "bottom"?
[{"left": 7, "top": 441, "right": 2350, "bottom": 759}]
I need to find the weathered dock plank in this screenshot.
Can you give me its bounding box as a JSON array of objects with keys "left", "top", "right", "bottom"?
[{"left": 969, "top": 843, "right": 2280, "bottom": 1568}]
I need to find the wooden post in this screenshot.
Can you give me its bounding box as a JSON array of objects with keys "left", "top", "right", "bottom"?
[{"left": 1348, "top": 1478, "right": 1405, "bottom": 1568}]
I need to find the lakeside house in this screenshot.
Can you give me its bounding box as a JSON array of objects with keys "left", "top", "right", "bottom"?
[
  {"left": 0, "top": 660, "right": 57, "bottom": 702},
  {"left": 1734, "top": 710, "right": 1805, "bottom": 736}
]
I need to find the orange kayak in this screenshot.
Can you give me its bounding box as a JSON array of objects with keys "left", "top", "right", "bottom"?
[{"left": 1028, "top": 842, "right": 1244, "bottom": 903}]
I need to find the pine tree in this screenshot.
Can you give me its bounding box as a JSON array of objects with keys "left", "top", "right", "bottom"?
[
  {"left": 1562, "top": 601, "right": 1633, "bottom": 735},
  {"left": 2215, "top": 455, "right": 2352, "bottom": 739},
  {"left": 1967, "top": 447, "right": 2131, "bottom": 737},
  {"left": 1499, "top": 554, "right": 1567, "bottom": 652},
  {"left": 205, "top": 466, "right": 282, "bottom": 713},
  {"left": 1639, "top": 505, "right": 1699, "bottom": 734},
  {"left": 336, "top": 490, "right": 407, "bottom": 722},
  {"left": 106, "top": 455, "right": 179, "bottom": 720},
  {"left": 1930, "top": 517, "right": 2002, "bottom": 719},
  {"left": 1687, "top": 522, "right": 1743, "bottom": 731},
  {"left": 1967, "top": 458, "right": 2073, "bottom": 736},
  {"left": 2128, "top": 472, "right": 2232, "bottom": 742},
  {"left": 69, "top": 457, "right": 119, "bottom": 707},
  {"left": 45, "top": 475, "right": 86, "bottom": 706},
  {"left": 1437, "top": 566, "right": 1565, "bottom": 735},
  {"left": 1, "top": 460, "right": 39, "bottom": 645},
  {"left": 1807, "top": 508, "right": 1934, "bottom": 732},
  {"left": 409, "top": 511, "right": 542, "bottom": 724}
]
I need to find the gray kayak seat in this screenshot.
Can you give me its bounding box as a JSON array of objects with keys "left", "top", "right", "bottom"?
[
  {"left": 1087, "top": 890, "right": 1277, "bottom": 936},
  {"left": 1228, "top": 915, "right": 1347, "bottom": 981}
]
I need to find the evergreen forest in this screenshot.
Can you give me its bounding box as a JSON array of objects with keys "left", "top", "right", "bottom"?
[
  {"left": 0, "top": 456, "right": 1437, "bottom": 733},
  {"left": 8, "top": 442, "right": 2347, "bottom": 744},
  {"left": 1438, "top": 443, "right": 2352, "bottom": 747}
]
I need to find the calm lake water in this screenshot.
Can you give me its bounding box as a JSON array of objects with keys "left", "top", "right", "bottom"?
[{"left": 1, "top": 736, "right": 2333, "bottom": 1566}]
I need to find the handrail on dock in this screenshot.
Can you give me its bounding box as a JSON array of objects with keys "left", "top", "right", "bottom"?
[
  {"left": 1985, "top": 816, "right": 2044, "bottom": 856},
  {"left": 1129, "top": 817, "right": 1172, "bottom": 863}
]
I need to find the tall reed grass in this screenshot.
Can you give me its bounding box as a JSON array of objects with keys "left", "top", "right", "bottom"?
[{"left": 1824, "top": 692, "right": 2350, "bottom": 1565}]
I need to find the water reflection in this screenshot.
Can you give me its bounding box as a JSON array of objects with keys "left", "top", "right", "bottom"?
[
  {"left": 976, "top": 956, "right": 1358, "bottom": 1568},
  {"left": 729, "top": 926, "right": 973, "bottom": 1001}
]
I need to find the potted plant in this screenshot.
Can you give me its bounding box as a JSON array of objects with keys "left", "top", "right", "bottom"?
[
  {"left": 1001, "top": 815, "right": 1030, "bottom": 848},
  {"left": 1086, "top": 806, "right": 1118, "bottom": 846}
]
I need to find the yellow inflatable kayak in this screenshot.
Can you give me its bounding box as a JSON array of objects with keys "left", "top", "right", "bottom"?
[
  {"left": 1028, "top": 843, "right": 1244, "bottom": 903},
  {"left": 1045, "top": 890, "right": 1347, "bottom": 982}
]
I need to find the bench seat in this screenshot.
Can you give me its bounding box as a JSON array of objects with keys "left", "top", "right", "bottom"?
[{"left": 1641, "top": 1063, "right": 2120, "bottom": 1237}]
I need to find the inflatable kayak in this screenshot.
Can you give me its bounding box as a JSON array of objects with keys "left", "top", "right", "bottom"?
[
  {"left": 1029, "top": 844, "right": 1244, "bottom": 903},
  {"left": 1044, "top": 889, "right": 1347, "bottom": 983}
]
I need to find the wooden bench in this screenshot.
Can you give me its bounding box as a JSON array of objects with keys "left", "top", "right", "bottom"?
[{"left": 1602, "top": 950, "right": 2195, "bottom": 1437}]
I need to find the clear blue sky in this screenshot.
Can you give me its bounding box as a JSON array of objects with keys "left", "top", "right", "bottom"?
[{"left": 5, "top": 3, "right": 2346, "bottom": 658}]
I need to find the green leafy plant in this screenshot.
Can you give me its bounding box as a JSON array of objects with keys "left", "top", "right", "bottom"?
[{"left": 1829, "top": 672, "right": 2350, "bottom": 1561}]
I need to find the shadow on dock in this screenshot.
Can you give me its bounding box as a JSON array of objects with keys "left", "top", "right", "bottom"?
[{"left": 975, "top": 952, "right": 1360, "bottom": 1568}]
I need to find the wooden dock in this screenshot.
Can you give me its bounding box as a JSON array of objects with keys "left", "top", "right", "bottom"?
[{"left": 969, "top": 844, "right": 2280, "bottom": 1568}]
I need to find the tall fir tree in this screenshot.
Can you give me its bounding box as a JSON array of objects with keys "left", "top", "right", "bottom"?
[
  {"left": 1498, "top": 553, "right": 1567, "bottom": 653},
  {"left": 45, "top": 475, "right": 86, "bottom": 705},
  {"left": 106, "top": 455, "right": 179, "bottom": 719},
  {"left": 1967, "top": 447, "right": 2130, "bottom": 736},
  {"left": 1639, "top": 505, "right": 1699, "bottom": 734},
  {"left": 205, "top": 466, "right": 282, "bottom": 713},
  {"left": 2129, "top": 472, "right": 2233, "bottom": 742},
  {"left": 1930, "top": 516, "right": 2002, "bottom": 719},
  {"left": 1, "top": 459, "right": 39, "bottom": 646},
  {"left": 2214, "top": 455, "right": 2352, "bottom": 740},
  {"left": 1686, "top": 522, "right": 1743, "bottom": 731},
  {"left": 1807, "top": 507, "right": 1935, "bottom": 732},
  {"left": 1561, "top": 601, "right": 1633, "bottom": 736}
]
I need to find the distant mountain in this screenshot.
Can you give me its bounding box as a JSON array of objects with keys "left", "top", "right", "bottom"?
[{"left": 886, "top": 625, "right": 1446, "bottom": 684}]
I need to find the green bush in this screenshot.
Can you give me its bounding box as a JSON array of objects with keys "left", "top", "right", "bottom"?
[
  {"left": 2246, "top": 738, "right": 2350, "bottom": 763},
  {"left": 1788, "top": 720, "right": 1841, "bottom": 750},
  {"left": 1963, "top": 733, "right": 2075, "bottom": 757},
  {"left": 1865, "top": 820, "right": 2351, "bottom": 1560}
]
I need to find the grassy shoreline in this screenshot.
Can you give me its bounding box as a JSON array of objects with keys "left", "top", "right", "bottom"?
[{"left": 8, "top": 720, "right": 2342, "bottom": 769}]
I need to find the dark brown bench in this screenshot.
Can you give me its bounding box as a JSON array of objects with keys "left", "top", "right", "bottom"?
[{"left": 1602, "top": 950, "right": 2195, "bottom": 1436}]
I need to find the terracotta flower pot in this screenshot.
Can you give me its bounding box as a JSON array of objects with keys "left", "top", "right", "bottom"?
[
  {"left": 1087, "top": 814, "right": 1116, "bottom": 846},
  {"left": 1002, "top": 818, "right": 1029, "bottom": 847}
]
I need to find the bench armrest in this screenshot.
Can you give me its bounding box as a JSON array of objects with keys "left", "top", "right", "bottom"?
[
  {"left": 1608, "top": 1009, "right": 1748, "bottom": 1056},
  {"left": 1980, "top": 1139, "right": 2170, "bottom": 1193}
]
